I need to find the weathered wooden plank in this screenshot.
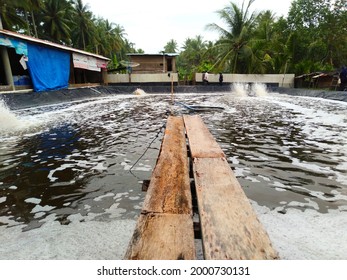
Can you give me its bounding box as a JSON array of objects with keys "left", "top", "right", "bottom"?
[
  {"left": 183, "top": 115, "right": 225, "bottom": 158},
  {"left": 125, "top": 213, "right": 196, "bottom": 260},
  {"left": 125, "top": 116, "right": 195, "bottom": 260},
  {"left": 193, "top": 157, "right": 278, "bottom": 260},
  {"left": 142, "top": 116, "right": 192, "bottom": 214}
]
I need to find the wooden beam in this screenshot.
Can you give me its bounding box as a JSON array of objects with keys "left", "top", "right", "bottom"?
[
  {"left": 183, "top": 115, "right": 225, "bottom": 158},
  {"left": 184, "top": 115, "right": 277, "bottom": 260},
  {"left": 142, "top": 116, "right": 192, "bottom": 214},
  {"left": 125, "top": 116, "right": 195, "bottom": 260},
  {"left": 193, "top": 157, "right": 278, "bottom": 260}
]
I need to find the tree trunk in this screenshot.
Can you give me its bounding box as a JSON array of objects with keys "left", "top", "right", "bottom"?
[
  {"left": 25, "top": 12, "right": 31, "bottom": 36},
  {"left": 31, "top": 11, "right": 38, "bottom": 38}
]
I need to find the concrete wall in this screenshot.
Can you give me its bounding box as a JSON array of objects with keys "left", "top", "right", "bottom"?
[
  {"left": 107, "top": 73, "right": 295, "bottom": 88},
  {"left": 107, "top": 73, "right": 178, "bottom": 84},
  {"left": 128, "top": 55, "right": 177, "bottom": 73},
  {"left": 196, "top": 73, "right": 295, "bottom": 88}
]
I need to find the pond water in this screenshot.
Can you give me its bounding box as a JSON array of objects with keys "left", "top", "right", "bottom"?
[{"left": 0, "top": 85, "right": 347, "bottom": 259}]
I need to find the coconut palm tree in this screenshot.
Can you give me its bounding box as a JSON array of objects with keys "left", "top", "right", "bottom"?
[
  {"left": 206, "top": 0, "right": 258, "bottom": 73},
  {"left": 250, "top": 10, "right": 278, "bottom": 73},
  {"left": 39, "top": 0, "right": 73, "bottom": 43},
  {"left": 93, "top": 18, "right": 125, "bottom": 57},
  {"left": 71, "top": 0, "right": 94, "bottom": 50},
  {"left": 177, "top": 35, "right": 208, "bottom": 81},
  {"left": 163, "top": 39, "right": 178, "bottom": 53},
  {"left": 0, "top": 0, "right": 26, "bottom": 30},
  {"left": 16, "top": 0, "right": 42, "bottom": 37}
]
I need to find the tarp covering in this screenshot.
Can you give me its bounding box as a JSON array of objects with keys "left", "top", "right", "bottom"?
[
  {"left": 27, "top": 43, "right": 70, "bottom": 92},
  {"left": 0, "top": 34, "right": 28, "bottom": 56}
]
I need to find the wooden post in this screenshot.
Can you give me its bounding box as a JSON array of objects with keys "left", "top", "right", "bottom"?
[
  {"left": 171, "top": 73, "right": 174, "bottom": 105},
  {"left": 102, "top": 68, "right": 108, "bottom": 85},
  {"left": 0, "top": 46, "right": 14, "bottom": 91}
]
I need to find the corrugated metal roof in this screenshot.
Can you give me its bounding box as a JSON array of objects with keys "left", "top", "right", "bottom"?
[{"left": 0, "top": 29, "right": 110, "bottom": 61}]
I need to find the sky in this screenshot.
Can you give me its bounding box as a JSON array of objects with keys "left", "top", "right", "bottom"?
[{"left": 85, "top": 0, "right": 293, "bottom": 53}]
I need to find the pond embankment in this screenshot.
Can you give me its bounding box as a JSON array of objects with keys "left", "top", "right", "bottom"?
[
  {"left": 1, "top": 85, "right": 347, "bottom": 110},
  {"left": 274, "top": 87, "right": 347, "bottom": 102}
]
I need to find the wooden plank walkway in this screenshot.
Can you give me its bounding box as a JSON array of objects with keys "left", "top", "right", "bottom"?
[
  {"left": 184, "top": 115, "right": 277, "bottom": 260},
  {"left": 125, "top": 115, "right": 278, "bottom": 260},
  {"left": 183, "top": 115, "right": 225, "bottom": 158},
  {"left": 124, "top": 116, "right": 195, "bottom": 260}
]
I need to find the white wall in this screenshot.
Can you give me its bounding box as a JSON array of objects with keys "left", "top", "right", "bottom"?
[
  {"left": 107, "top": 73, "right": 178, "bottom": 83},
  {"left": 107, "top": 73, "right": 295, "bottom": 88},
  {"left": 196, "top": 73, "right": 295, "bottom": 88}
]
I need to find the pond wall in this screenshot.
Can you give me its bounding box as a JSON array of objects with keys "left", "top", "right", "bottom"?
[
  {"left": 274, "top": 87, "right": 347, "bottom": 102},
  {"left": 1, "top": 85, "right": 347, "bottom": 110}
]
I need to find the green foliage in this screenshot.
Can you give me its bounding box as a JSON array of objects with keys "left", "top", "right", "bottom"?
[
  {"left": 163, "top": 39, "right": 178, "bottom": 53},
  {"left": 0, "top": 0, "right": 138, "bottom": 69},
  {"left": 286, "top": 0, "right": 347, "bottom": 74},
  {"left": 176, "top": 35, "right": 209, "bottom": 81},
  {"left": 1, "top": 0, "right": 346, "bottom": 79},
  {"left": 0, "top": 0, "right": 27, "bottom": 29},
  {"left": 205, "top": 0, "right": 258, "bottom": 73},
  {"left": 38, "top": 0, "right": 74, "bottom": 43}
]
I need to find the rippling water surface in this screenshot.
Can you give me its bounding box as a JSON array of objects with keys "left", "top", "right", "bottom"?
[{"left": 1, "top": 89, "right": 347, "bottom": 232}]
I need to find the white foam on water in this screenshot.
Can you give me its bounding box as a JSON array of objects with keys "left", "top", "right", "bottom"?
[
  {"left": 0, "top": 95, "right": 130, "bottom": 139},
  {"left": 31, "top": 204, "right": 55, "bottom": 213},
  {"left": 0, "top": 200, "right": 345, "bottom": 259},
  {"left": 252, "top": 201, "right": 347, "bottom": 259},
  {"left": 0, "top": 215, "right": 136, "bottom": 260},
  {"left": 24, "top": 198, "right": 41, "bottom": 204},
  {"left": 93, "top": 193, "right": 115, "bottom": 202},
  {"left": 267, "top": 95, "right": 347, "bottom": 187},
  {"left": 1, "top": 92, "right": 347, "bottom": 260}
]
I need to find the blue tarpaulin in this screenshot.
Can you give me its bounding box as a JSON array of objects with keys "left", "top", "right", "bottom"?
[
  {"left": 0, "top": 34, "right": 28, "bottom": 56},
  {"left": 27, "top": 43, "right": 70, "bottom": 92}
]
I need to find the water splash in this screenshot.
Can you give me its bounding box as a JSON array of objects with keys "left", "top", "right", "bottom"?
[
  {"left": 133, "top": 88, "right": 147, "bottom": 95},
  {"left": 231, "top": 83, "right": 249, "bottom": 97},
  {"left": 0, "top": 98, "right": 52, "bottom": 137},
  {"left": 230, "top": 83, "right": 269, "bottom": 97},
  {"left": 252, "top": 83, "right": 269, "bottom": 97},
  {"left": 0, "top": 99, "right": 24, "bottom": 133}
]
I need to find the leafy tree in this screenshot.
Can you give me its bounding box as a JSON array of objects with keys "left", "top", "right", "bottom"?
[
  {"left": 321, "top": 0, "right": 347, "bottom": 67},
  {"left": 269, "top": 17, "right": 294, "bottom": 74},
  {"left": 0, "top": 0, "right": 26, "bottom": 30},
  {"left": 3, "top": 0, "right": 344, "bottom": 80},
  {"left": 288, "top": 0, "right": 331, "bottom": 29},
  {"left": 287, "top": 0, "right": 347, "bottom": 73}
]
